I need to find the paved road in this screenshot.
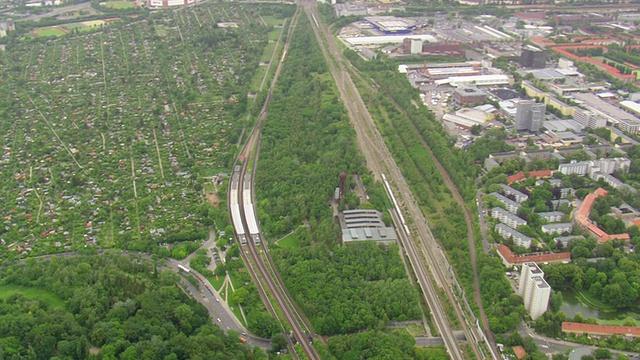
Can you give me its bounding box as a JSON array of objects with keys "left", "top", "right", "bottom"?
[
  {"left": 16, "top": 1, "right": 97, "bottom": 22},
  {"left": 518, "top": 322, "right": 640, "bottom": 359}
]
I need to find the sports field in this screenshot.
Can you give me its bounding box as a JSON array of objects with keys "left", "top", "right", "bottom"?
[
  {"left": 100, "top": 1, "right": 135, "bottom": 8},
  {"left": 32, "top": 26, "right": 67, "bottom": 37}
]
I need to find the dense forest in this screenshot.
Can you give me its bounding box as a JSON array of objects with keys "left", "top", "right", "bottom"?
[
  {"left": 255, "top": 12, "right": 423, "bottom": 341},
  {"left": 273, "top": 243, "right": 422, "bottom": 335},
  {"left": 0, "top": 254, "right": 263, "bottom": 359}
]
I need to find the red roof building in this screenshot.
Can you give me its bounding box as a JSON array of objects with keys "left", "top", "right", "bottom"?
[
  {"left": 507, "top": 170, "right": 553, "bottom": 184},
  {"left": 497, "top": 244, "right": 571, "bottom": 267},
  {"left": 575, "top": 188, "right": 630, "bottom": 243},
  {"left": 551, "top": 45, "right": 636, "bottom": 81},
  {"left": 562, "top": 322, "right": 640, "bottom": 338}
]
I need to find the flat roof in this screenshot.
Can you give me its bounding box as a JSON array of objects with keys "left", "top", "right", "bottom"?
[
  {"left": 344, "top": 35, "right": 437, "bottom": 46},
  {"left": 543, "top": 120, "right": 584, "bottom": 132},
  {"left": 342, "top": 227, "right": 398, "bottom": 243},
  {"left": 573, "top": 93, "right": 640, "bottom": 124}
]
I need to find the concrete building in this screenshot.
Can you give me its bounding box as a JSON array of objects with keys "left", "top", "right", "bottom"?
[
  {"left": 492, "top": 207, "right": 527, "bottom": 228},
  {"left": 515, "top": 100, "right": 546, "bottom": 132},
  {"left": 542, "top": 223, "right": 573, "bottom": 235},
  {"left": 558, "top": 160, "right": 590, "bottom": 175},
  {"left": 562, "top": 322, "right": 640, "bottom": 338},
  {"left": 618, "top": 118, "right": 640, "bottom": 134},
  {"left": 497, "top": 244, "right": 571, "bottom": 267},
  {"left": 453, "top": 87, "right": 487, "bottom": 106},
  {"left": 559, "top": 158, "right": 631, "bottom": 177},
  {"left": 611, "top": 203, "right": 639, "bottom": 223},
  {"left": 341, "top": 209, "right": 398, "bottom": 244},
  {"left": 495, "top": 223, "right": 532, "bottom": 248},
  {"left": 520, "top": 45, "right": 547, "bottom": 68},
  {"left": 148, "top": 0, "right": 194, "bottom": 7},
  {"left": 343, "top": 209, "right": 385, "bottom": 228},
  {"left": 434, "top": 74, "right": 511, "bottom": 87},
  {"left": 403, "top": 38, "right": 423, "bottom": 54},
  {"left": 554, "top": 235, "right": 585, "bottom": 247},
  {"left": 519, "top": 262, "right": 551, "bottom": 320},
  {"left": 500, "top": 184, "right": 529, "bottom": 203},
  {"left": 538, "top": 211, "right": 565, "bottom": 223},
  {"left": 490, "top": 193, "right": 521, "bottom": 214}
]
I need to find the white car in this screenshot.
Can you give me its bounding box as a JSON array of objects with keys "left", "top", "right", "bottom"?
[{"left": 217, "top": 318, "right": 221, "bottom": 323}]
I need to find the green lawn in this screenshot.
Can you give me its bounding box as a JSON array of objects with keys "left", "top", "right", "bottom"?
[
  {"left": 100, "top": 1, "right": 135, "bottom": 9},
  {"left": 34, "top": 27, "right": 67, "bottom": 37},
  {"left": 575, "top": 289, "right": 617, "bottom": 312},
  {"left": 268, "top": 28, "right": 282, "bottom": 42},
  {"left": 276, "top": 232, "right": 300, "bottom": 249},
  {"left": 205, "top": 272, "right": 225, "bottom": 291},
  {"left": 0, "top": 284, "right": 66, "bottom": 308},
  {"left": 261, "top": 15, "right": 286, "bottom": 27},
  {"left": 259, "top": 42, "right": 277, "bottom": 63}
]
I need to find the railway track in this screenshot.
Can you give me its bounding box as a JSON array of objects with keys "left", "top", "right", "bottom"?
[
  {"left": 227, "top": 6, "right": 321, "bottom": 360},
  {"left": 302, "top": 2, "right": 495, "bottom": 359}
]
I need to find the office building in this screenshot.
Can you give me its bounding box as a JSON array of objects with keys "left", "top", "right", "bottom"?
[
  {"left": 573, "top": 108, "right": 607, "bottom": 129},
  {"left": 515, "top": 100, "right": 546, "bottom": 132},
  {"left": 453, "top": 87, "right": 487, "bottom": 106},
  {"left": 519, "top": 262, "right": 551, "bottom": 320},
  {"left": 520, "top": 45, "right": 547, "bottom": 69}
]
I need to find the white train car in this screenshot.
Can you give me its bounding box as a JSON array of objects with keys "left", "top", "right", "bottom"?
[
  {"left": 230, "top": 169, "right": 247, "bottom": 244},
  {"left": 243, "top": 178, "right": 261, "bottom": 245}
]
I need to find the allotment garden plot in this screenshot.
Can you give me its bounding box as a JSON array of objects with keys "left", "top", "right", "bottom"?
[{"left": 0, "top": 4, "right": 291, "bottom": 259}]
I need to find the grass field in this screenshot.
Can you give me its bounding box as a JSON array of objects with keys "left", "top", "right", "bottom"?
[
  {"left": 0, "top": 284, "right": 66, "bottom": 308},
  {"left": 261, "top": 15, "right": 286, "bottom": 27},
  {"left": 33, "top": 27, "right": 67, "bottom": 37},
  {"left": 276, "top": 232, "right": 300, "bottom": 249},
  {"left": 260, "top": 42, "right": 277, "bottom": 63},
  {"left": 100, "top": 1, "right": 135, "bottom": 9},
  {"left": 31, "top": 19, "right": 110, "bottom": 39},
  {"left": 249, "top": 67, "right": 267, "bottom": 92},
  {"left": 82, "top": 20, "right": 107, "bottom": 28}
]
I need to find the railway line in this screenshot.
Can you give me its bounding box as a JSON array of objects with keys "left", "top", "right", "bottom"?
[
  {"left": 227, "top": 6, "right": 321, "bottom": 360},
  {"left": 303, "top": 2, "right": 494, "bottom": 359}
]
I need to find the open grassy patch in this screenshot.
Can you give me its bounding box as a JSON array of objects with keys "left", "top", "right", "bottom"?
[
  {"left": 259, "top": 42, "right": 277, "bottom": 63},
  {"left": 261, "top": 15, "right": 286, "bottom": 27},
  {"left": 100, "top": 1, "right": 135, "bottom": 9},
  {"left": 576, "top": 289, "right": 617, "bottom": 312},
  {"left": 82, "top": 20, "right": 107, "bottom": 28},
  {"left": 276, "top": 231, "right": 300, "bottom": 249},
  {"left": 0, "top": 284, "right": 66, "bottom": 308},
  {"left": 205, "top": 272, "right": 225, "bottom": 291},
  {"left": 33, "top": 27, "right": 67, "bottom": 37}
]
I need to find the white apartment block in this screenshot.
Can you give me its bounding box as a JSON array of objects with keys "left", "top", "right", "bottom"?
[
  {"left": 500, "top": 184, "right": 529, "bottom": 203},
  {"left": 491, "top": 207, "right": 527, "bottom": 228},
  {"left": 541, "top": 223, "right": 573, "bottom": 235},
  {"left": 519, "top": 262, "right": 551, "bottom": 320},
  {"left": 490, "top": 192, "right": 521, "bottom": 214},
  {"left": 558, "top": 160, "right": 590, "bottom": 175},
  {"left": 573, "top": 108, "right": 607, "bottom": 129},
  {"left": 495, "top": 223, "right": 532, "bottom": 248},
  {"left": 537, "top": 211, "right": 565, "bottom": 223},
  {"left": 618, "top": 118, "right": 640, "bottom": 134},
  {"left": 559, "top": 158, "right": 631, "bottom": 176}
]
